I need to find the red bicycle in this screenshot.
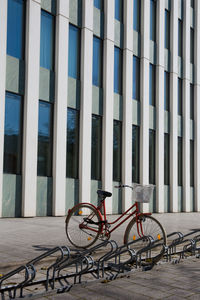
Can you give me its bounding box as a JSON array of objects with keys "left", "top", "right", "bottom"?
[{"left": 65, "top": 184, "right": 166, "bottom": 262}]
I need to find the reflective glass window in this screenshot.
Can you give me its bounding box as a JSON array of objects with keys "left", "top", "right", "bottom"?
[
  {"left": 133, "top": 0, "right": 140, "bottom": 32},
  {"left": 190, "top": 140, "right": 194, "bottom": 186},
  {"left": 37, "top": 101, "right": 53, "bottom": 177},
  {"left": 190, "top": 84, "right": 194, "bottom": 120},
  {"left": 68, "top": 24, "right": 81, "bottom": 79},
  {"left": 7, "top": 0, "right": 25, "bottom": 59},
  {"left": 165, "top": 10, "right": 170, "bottom": 49},
  {"left": 190, "top": 28, "right": 194, "bottom": 64},
  {"left": 178, "top": 137, "right": 182, "bottom": 186},
  {"left": 93, "top": 36, "right": 103, "bottom": 87},
  {"left": 113, "top": 120, "right": 122, "bottom": 182},
  {"left": 132, "top": 56, "right": 140, "bottom": 101},
  {"left": 66, "top": 108, "right": 79, "bottom": 179},
  {"left": 91, "top": 115, "right": 102, "bottom": 180},
  {"left": 149, "top": 130, "right": 156, "bottom": 184},
  {"left": 115, "top": 0, "right": 123, "bottom": 22},
  {"left": 40, "top": 10, "right": 55, "bottom": 70},
  {"left": 114, "top": 47, "right": 122, "bottom": 95},
  {"left": 132, "top": 125, "right": 140, "bottom": 183},
  {"left": 4, "top": 92, "right": 23, "bottom": 174},
  {"left": 164, "top": 71, "right": 170, "bottom": 111},
  {"left": 94, "top": 0, "right": 103, "bottom": 10},
  {"left": 149, "top": 64, "right": 156, "bottom": 106},
  {"left": 178, "top": 19, "right": 183, "bottom": 57},
  {"left": 191, "top": 0, "right": 194, "bottom": 8},
  {"left": 178, "top": 78, "right": 182, "bottom": 116},
  {"left": 150, "top": 0, "right": 156, "bottom": 42},
  {"left": 164, "top": 133, "right": 170, "bottom": 185}
]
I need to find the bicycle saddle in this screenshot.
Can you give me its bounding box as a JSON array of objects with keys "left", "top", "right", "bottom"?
[{"left": 97, "top": 190, "right": 112, "bottom": 198}]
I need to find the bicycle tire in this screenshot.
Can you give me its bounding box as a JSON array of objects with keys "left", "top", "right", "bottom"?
[
  {"left": 124, "top": 215, "right": 167, "bottom": 263},
  {"left": 65, "top": 203, "right": 102, "bottom": 248}
]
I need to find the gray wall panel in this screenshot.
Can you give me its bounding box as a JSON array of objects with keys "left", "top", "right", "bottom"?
[
  {"left": 36, "top": 176, "right": 52, "bottom": 216},
  {"left": 6, "top": 55, "right": 25, "bottom": 95},
  {"left": 66, "top": 178, "right": 79, "bottom": 211},
  {"left": 2, "top": 174, "right": 21, "bottom": 217}
]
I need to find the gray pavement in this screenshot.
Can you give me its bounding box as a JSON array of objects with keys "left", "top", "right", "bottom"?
[{"left": 0, "top": 213, "right": 200, "bottom": 299}]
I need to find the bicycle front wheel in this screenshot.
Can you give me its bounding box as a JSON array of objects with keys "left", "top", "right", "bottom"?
[
  {"left": 65, "top": 203, "right": 101, "bottom": 248},
  {"left": 124, "top": 215, "right": 166, "bottom": 263}
]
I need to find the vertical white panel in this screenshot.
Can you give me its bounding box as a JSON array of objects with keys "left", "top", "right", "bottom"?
[
  {"left": 122, "top": 0, "right": 133, "bottom": 211},
  {"left": 0, "top": 0, "right": 7, "bottom": 217},
  {"left": 52, "top": 0, "right": 69, "bottom": 216},
  {"left": 22, "top": 0, "right": 41, "bottom": 217},
  {"left": 79, "top": 0, "right": 93, "bottom": 204},
  {"left": 102, "top": 0, "right": 114, "bottom": 213}
]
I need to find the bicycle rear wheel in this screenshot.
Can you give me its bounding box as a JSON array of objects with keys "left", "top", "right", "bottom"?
[
  {"left": 65, "top": 203, "right": 101, "bottom": 248},
  {"left": 124, "top": 215, "right": 166, "bottom": 263}
]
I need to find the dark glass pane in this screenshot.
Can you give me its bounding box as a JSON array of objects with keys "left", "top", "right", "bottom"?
[
  {"left": 132, "top": 125, "right": 140, "bottom": 183},
  {"left": 37, "top": 101, "right": 53, "bottom": 177},
  {"left": 132, "top": 56, "right": 140, "bottom": 100},
  {"left": 149, "top": 130, "right": 155, "bottom": 184},
  {"left": 191, "top": 0, "right": 194, "bottom": 8},
  {"left": 115, "top": 0, "right": 123, "bottom": 22},
  {"left": 4, "top": 92, "right": 23, "bottom": 174},
  {"left": 178, "top": 137, "right": 182, "bottom": 186},
  {"left": 68, "top": 24, "right": 80, "bottom": 79},
  {"left": 164, "top": 71, "right": 170, "bottom": 111},
  {"left": 93, "top": 37, "right": 103, "bottom": 87},
  {"left": 91, "top": 115, "right": 102, "bottom": 180},
  {"left": 133, "top": 0, "right": 140, "bottom": 32},
  {"left": 150, "top": 0, "right": 156, "bottom": 42},
  {"left": 190, "top": 84, "right": 194, "bottom": 120},
  {"left": 94, "top": 0, "right": 103, "bottom": 10},
  {"left": 165, "top": 10, "right": 170, "bottom": 49},
  {"left": 7, "top": 0, "right": 25, "bottom": 59},
  {"left": 114, "top": 47, "right": 122, "bottom": 94},
  {"left": 190, "top": 140, "right": 194, "bottom": 186},
  {"left": 178, "top": 78, "right": 182, "bottom": 116},
  {"left": 178, "top": 19, "right": 183, "bottom": 57},
  {"left": 164, "top": 134, "right": 170, "bottom": 185},
  {"left": 113, "top": 120, "right": 122, "bottom": 182},
  {"left": 66, "top": 108, "right": 79, "bottom": 178},
  {"left": 190, "top": 28, "right": 194, "bottom": 64},
  {"left": 149, "top": 64, "right": 156, "bottom": 106},
  {"left": 40, "top": 10, "right": 55, "bottom": 70}
]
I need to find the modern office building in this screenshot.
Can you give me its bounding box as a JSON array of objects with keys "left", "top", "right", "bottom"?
[{"left": 0, "top": 0, "right": 199, "bottom": 218}]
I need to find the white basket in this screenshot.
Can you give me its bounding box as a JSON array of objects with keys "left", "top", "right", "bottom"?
[{"left": 132, "top": 184, "right": 155, "bottom": 203}]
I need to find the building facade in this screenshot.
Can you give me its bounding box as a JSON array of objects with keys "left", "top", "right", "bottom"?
[{"left": 0, "top": 0, "right": 200, "bottom": 218}]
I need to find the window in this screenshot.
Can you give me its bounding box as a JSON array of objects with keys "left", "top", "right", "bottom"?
[
  {"left": 149, "top": 64, "right": 156, "bottom": 106},
  {"left": 164, "top": 71, "right": 170, "bottom": 111},
  {"left": 91, "top": 115, "right": 102, "bottom": 180},
  {"left": 93, "top": 36, "right": 103, "bottom": 87},
  {"left": 68, "top": 24, "right": 81, "bottom": 79},
  {"left": 178, "top": 78, "right": 182, "bottom": 116},
  {"left": 115, "top": 0, "right": 123, "bottom": 22},
  {"left": 94, "top": 0, "right": 103, "bottom": 10},
  {"left": 190, "top": 140, "right": 194, "bottom": 186},
  {"left": 190, "top": 84, "right": 194, "bottom": 120},
  {"left": 164, "top": 134, "right": 170, "bottom": 185},
  {"left": 190, "top": 28, "right": 194, "bottom": 64},
  {"left": 114, "top": 47, "right": 123, "bottom": 95},
  {"left": 113, "top": 120, "right": 122, "bottom": 182},
  {"left": 66, "top": 108, "right": 79, "bottom": 179},
  {"left": 132, "top": 125, "right": 140, "bottom": 183},
  {"left": 133, "top": 0, "right": 140, "bottom": 32},
  {"left": 165, "top": 10, "right": 170, "bottom": 50},
  {"left": 178, "top": 137, "right": 182, "bottom": 186},
  {"left": 191, "top": 0, "right": 194, "bottom": 8},
  {"left": 4, "top": 92, "right": 23, "bottom": 174},
  {"left": 150, "top": 0, "right": 156, "bottom": 42},
  {"left": 178, "top": 19, "right": 183, "bottom": 57},
  {"left": 40, "top": 10, "right": 55, "bottom": 70},
  {"left": 149, "top": 130, "right": 156, "bottom": 184},
  {"left": 132, "top": 56, "right": 140, "bottom": 101},
  {"left": 37, "top": 101, "right": 53, "bottom": 177},
  {"left": 7, "top": 0, "right": 25, "bottom": 59}
]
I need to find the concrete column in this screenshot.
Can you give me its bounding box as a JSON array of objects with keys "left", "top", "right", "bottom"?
[
  {"left": 52, "top": 0, "right": 69, "bottom": 216},
  {"left": 79, "top": 0, "right": 93, "bottom": 204},
  {"left": 170, "top": 0, "right": 178, "bottom": 212},
  {"left": 0, "top": 0, "right": 7, "bottom": 217},
  {"left": 194, "top": 0, "right": 200, "bottom": 211},
  {"left": 182, "top": 0, "right": 190, "bottom": 212},
  {"left": 140, "top": 0, "right": 150, "bottom": 212},
  {"left": 122, "top": 0, "right": 133, "bottom": 211},
  {"left": 102, "top": 0, "right": 114, "bottom": 213},
  {"left": 156, "top": 0, "right": 165, "bottom": 212},
  {"left": 22, "top": 0, "right": 41, "bottom": 217}
]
